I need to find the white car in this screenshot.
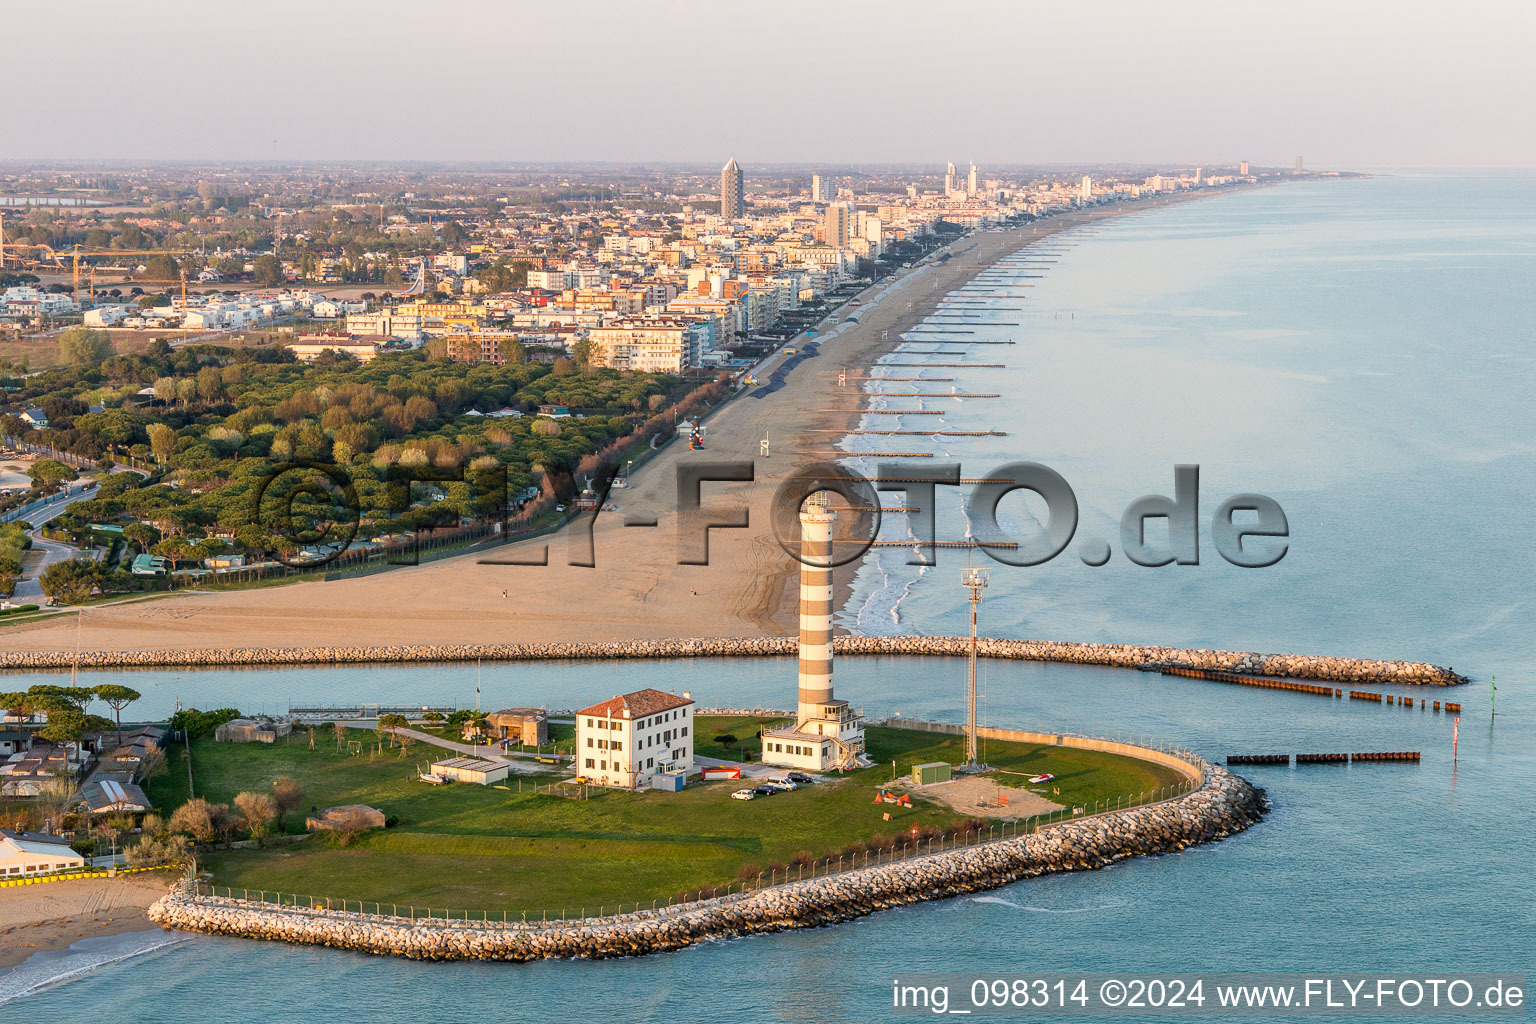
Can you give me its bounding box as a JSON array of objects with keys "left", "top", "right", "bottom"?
[
  {"left": 763, "top": 778, "right": 798, "bottom": 792},
  {"left": 730, "top": 789, "right": 756, "bottom": 801}
]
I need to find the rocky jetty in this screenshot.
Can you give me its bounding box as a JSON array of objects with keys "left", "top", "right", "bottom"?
[
  {"left": 0, "top": 635, "right": 1467, "bottom": 685},
  {"left": 148, "top": 762, "right": 1266, "bottom": 962}
]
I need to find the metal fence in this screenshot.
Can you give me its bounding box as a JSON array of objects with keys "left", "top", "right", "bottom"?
[{"left": 182, "top": 730, "right": 1204, "bottom": 931}]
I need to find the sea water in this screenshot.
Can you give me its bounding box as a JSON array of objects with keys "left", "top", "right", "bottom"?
[{"left": 4, "top": 172, "right": 1533, "bottom": 1020}]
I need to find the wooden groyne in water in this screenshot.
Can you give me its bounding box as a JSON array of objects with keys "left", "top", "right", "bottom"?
[{"left": 0, "top": 635, "right": 1469, "bottom": 685}]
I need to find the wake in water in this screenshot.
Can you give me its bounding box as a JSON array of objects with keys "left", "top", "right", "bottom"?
[
  {"left": 969, "top": 895, "right": 1133, "bottom": 914},
  {"left": 0, "top": 931, "right": 192, "bottom": 1006}
]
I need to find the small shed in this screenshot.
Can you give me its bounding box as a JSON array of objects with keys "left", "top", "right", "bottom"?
[
  {"left": 912, "top": 761, "right": 952, "bottom": 785},
  {"left": 651, "top": 769, "right": 686, "bottom": 792},
  {"left": 433, "top": 756, "right": 509, "bottom": 785}
]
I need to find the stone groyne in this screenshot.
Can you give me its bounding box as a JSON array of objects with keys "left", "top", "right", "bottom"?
[
  {"left": 149, "top": 761, "right": 1266, "bottom": 962},
  {"left": 1, "top": 635, "right": 1467, "bottom": 685}
]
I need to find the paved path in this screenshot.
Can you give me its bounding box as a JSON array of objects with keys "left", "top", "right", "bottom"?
[{"left": 343, "top": 721, "right": 511, "bottom": 763}]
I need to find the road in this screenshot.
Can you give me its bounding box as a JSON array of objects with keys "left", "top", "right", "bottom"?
[{"left": 7, "top": 481, "right": 101, "bottom": 601}]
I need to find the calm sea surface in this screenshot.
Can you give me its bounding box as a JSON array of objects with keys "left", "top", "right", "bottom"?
[{"left": 4, "top": 173, "right": 1533, "bottom": 1020}]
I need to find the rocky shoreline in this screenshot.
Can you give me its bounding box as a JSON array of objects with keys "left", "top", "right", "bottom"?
[
  {"left": 148, "top": 758, "right": 1265, "bottom": 962},
  {"left": 1, "top": 634, "right": 1466, "bottom": 685}
]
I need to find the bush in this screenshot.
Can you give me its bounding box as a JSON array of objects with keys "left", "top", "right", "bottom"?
[{"left": 0, "top": 604, "right": 40, "bottom": 617}]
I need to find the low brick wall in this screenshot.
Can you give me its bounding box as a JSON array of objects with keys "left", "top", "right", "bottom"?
[{"left": 0, "top": 635, "right": 1466, "bottom": 685}]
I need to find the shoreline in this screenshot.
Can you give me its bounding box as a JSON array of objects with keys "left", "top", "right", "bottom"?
[
  {"left": 0, "top": 187, "right": 1270, "bottom": 661},
  {"left": 0, "top": 874, "right": 171, "bottom": 972},
  {"left": 143, "top": 751, "right": 1266, "bottom": 962}
]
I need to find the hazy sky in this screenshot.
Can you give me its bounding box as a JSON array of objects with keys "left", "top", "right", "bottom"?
[{"left": 11, "top": 0, "right": 1533, "bottom": 167}]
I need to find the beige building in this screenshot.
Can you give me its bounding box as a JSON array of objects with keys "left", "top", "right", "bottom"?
[
  {"left": 587, "top": 316, "right": 706, "bottom": 373},
  {"left": 483, "top": 708, "right": 548, "bottom": 746},
  {"left": 577, "top": 688, "right": 694, "bottom": 789}
]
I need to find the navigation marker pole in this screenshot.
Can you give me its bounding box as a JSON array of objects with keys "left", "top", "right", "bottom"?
[
  {"left": 1453, "top": 716, "right": 1459, "bottom": 762},
  {"left": 961, "top": 567, "right": 989, "bottom": 772}
]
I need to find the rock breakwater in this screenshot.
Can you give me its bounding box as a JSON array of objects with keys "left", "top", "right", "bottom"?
[
  {"left": 1, "top": 635, "right": 1466, "bottom": 685},
  {"left": 148, "top": 761, "right": 1266, "bottom": 962}
]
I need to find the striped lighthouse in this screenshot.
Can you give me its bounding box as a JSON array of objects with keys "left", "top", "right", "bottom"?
[{"left": 797, "top": 491, "right": 837, "bottom": 722}]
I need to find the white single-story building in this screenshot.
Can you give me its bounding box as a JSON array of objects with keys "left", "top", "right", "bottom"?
[
  {"left": 432, "top": 756, "right": 509, "bottom": 785},
  {"left": 0, "top": 829, "right": 85, "bottom": 877}
]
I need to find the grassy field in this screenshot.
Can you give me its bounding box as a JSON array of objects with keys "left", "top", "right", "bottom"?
[{"left": 160, "top": 720, "right": 1183, "bottom": 916}]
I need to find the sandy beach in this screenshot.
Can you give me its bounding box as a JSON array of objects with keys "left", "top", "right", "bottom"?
[
  {"left": 0, "top": 874, "right": 172, "bottom": 971},
  {"left": 1, "top": 196, "right": 1215, "bottom": 659}
]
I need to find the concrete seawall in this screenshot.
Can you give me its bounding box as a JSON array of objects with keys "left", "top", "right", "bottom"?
[
  {"left": 0, "top": 635, "right": 1466, "bottom": 685},
  {"left": 148, "top": 754, "right": 1266, "bottom": 962}
]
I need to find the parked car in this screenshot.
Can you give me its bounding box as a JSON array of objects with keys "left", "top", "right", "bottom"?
[
  {"left": 730, "top": 789, "right": 756, "bottom": 801},
  {"left": 764, "top": 776, "right": 798, "bottom": 791},
  {"left": 752, "top": 785, "right": 778, "bottom": 797},
  {"left": 786, "top": 771, "right": 815, "bottom": 785}
]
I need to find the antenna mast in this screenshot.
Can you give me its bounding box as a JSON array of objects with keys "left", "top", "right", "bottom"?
[{"left": 961, "top": 567, "right": 988, "bottom": 771}]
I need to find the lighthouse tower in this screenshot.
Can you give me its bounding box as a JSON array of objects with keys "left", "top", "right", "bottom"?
[
  {"left": 762, "top": 492, "right": 867, "bottom": 772},
  {"left": 797, "top": 493, "right": 836, "bottom": 720}
]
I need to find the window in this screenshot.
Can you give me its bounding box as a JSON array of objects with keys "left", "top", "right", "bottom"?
[
  {"left": 682, "top": 726, "right": 687, "bottom": 736},
  {"left": 586, "top": 737, "right": 593, "bottom": 747},
  {"left": 612, "top": 741, "right": 622, "bottom": 751},
  {"left": 600, "top": 760, "right": 607, "bottom": 770},
  {"left": 585, "top": 758, "right": 594, "bottom": 769},
  {"left": 647, "top": 757, "right": 654, "bottom": 768}
]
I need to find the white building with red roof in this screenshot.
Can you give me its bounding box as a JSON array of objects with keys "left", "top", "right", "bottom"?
[{"left": 575, "top": 688, "right": 694, "bottom": 790}]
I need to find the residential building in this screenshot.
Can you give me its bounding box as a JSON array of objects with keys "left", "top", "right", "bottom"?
[
  {"left": 287, "top": 333, "right": 387, "bottom": 363},
  {"left": 587, "top": 316, "right": 708, "bottom": 372},
  {"left": 720, "top": 157, "right": 744, "bottom": 219},
  {"left": 576, "top": 688, "right": 694, "bottom": 789},
  {"left": 823, "top": 202, "right": 851, "bottom": 248}
]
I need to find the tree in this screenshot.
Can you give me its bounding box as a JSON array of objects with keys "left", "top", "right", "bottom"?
[
  {"left": 40, "top": 558, "right": 102, "bottom": 604},
  {"left": 332, "top": 721, "right": 348, "bottom": 751},
  {"left": 59, "top": 326, "right": 116, "bottom": 366},
  {"left": 252, "top": 255, "right": 283, "bottom": 287},
  {"left": 141, "top": 255, "right": 181, "bottom": 282},
  {"left": 147, "top": 422, "right": 176, "bottom": 462},
  {"left": 93, "top": 683, "right": 141, "bottom": 748},
  {"left": 714, "top": 734, "right": 737, "bottom": 751},
  {"left": 168, "top": 797, "right": 220, "bottom": 844},
  {"left": 0, "top": 555, "right": 20, "bottom": 596},
  {"left": 272, "top": 776, "right": 305, "bottom": 831},
  {"left": 570, "top": 338, "right": 594, "bottom": 369},
  {"left": 377, "top": 713, "right": 409, "bottom": 747},
  {"left": 234, "top": 791, "right": 278, "bottom": 844},
  {"left": 28, "top": 458, "right": 76, "bottom": 488}
]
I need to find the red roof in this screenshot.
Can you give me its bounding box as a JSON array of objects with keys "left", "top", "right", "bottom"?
[{"left": 577, "top": 688, "right": 693, "bottom": 719}]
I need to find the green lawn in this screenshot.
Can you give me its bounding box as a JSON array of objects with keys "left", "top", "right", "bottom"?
[{"left": 177, "top": 724, "right": 1183, "bottom": 917}]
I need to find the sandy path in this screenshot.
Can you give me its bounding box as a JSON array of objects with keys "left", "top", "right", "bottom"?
[{"left": 1, "top": 197, "right": 1216, "bottom": 657}]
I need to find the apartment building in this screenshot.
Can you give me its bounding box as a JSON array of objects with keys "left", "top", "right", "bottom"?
[
  {"left": 576, "top": 688, "right": 695, "bottom": 789},
  {"left": 587, "top": 316, "right": 709, "bottom": 372}
]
